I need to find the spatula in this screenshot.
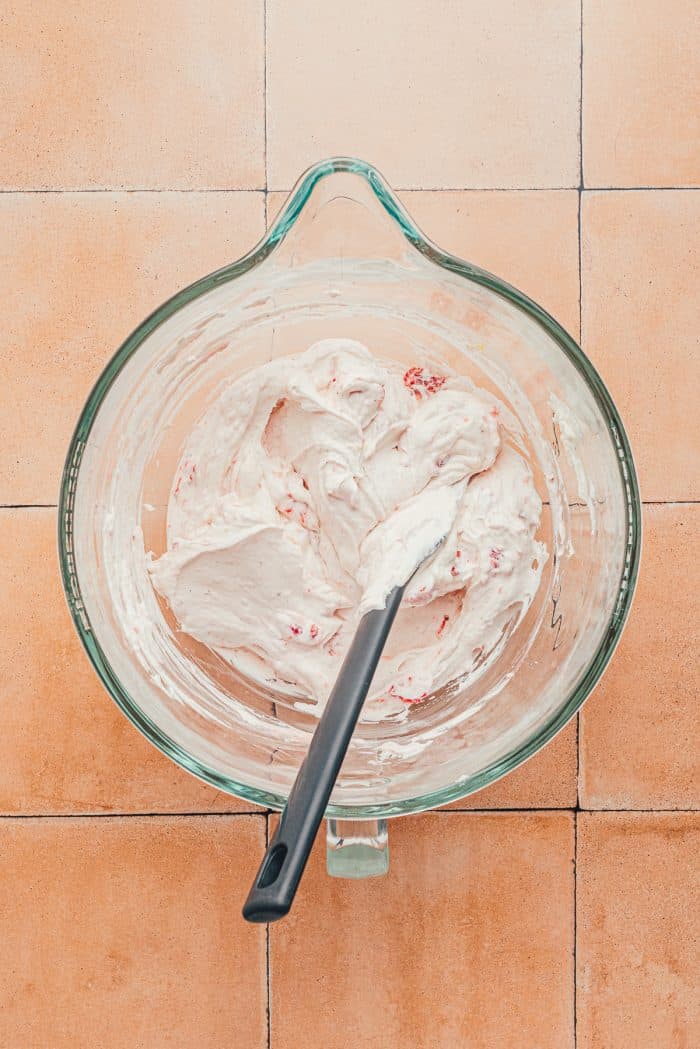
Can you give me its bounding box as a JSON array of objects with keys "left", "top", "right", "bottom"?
[{"left": 242, "top": 532, "right": 447, "bottom": 923}]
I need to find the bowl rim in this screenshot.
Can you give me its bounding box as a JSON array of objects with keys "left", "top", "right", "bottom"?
[{"left": 58, "top": 156, "right": 642, "bottom": 818}]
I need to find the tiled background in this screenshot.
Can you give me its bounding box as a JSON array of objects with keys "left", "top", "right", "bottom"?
[{"left": 1, "top": 2, "right": 698, "bottom": 1046}]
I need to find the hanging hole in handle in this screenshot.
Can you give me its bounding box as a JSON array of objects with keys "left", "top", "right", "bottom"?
[
  {"left": 257, "top": 843, "right": 288, "bottom": 888},
  {"left": 275, "top": 171, "right": 415, "bottom": 268}
]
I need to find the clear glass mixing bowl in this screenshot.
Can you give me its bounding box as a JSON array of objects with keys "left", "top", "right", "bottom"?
[{"left": 59, "top": 158, "right": 640, "bottom": 877}]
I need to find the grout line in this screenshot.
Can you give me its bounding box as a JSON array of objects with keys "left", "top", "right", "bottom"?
[
  {"left": 263, "top": 0, "right": 268, "bottom": 226},
  {"left": 270, "top": 185, "right": 580, "bottom": 195},
  {"left": 576, "top": 716, "right": 581, "bottom": 809},
  {"left": 438, "top": 806, "right": 576, "bottom": 813},
  {"left": 5, "top": 808, "right": 697, "bottom": 822},
  {"left": 580, "top": 808, "right": 699, "bottom": 814},
  {"left": 1, "top": 808, "right": 697, "bottom": 821},
  {"left": 577, "top": 808, "right": 700, "bottom": 815},
  {"left": 583, "top": 185, "right": 700, "bottom": 192},
  {"left": 264, "top": 185, "right": 700, "bottom": 196},
  {"left": 0, "top": 810, "right": 270, "bottom": 820},
  {"left": 578, "top": 188, "right": 583, "bottom": 395},
  {"left": 0, "top": 186, "right": 696, "bottom": 197},
  {"left": 265, "top": 813, "right": 271, "bottom": 1049},
  {"left": 579, "top": 0, "right": 584, "bottom": 190},
  {"left": 432, "top": 807, "right": 700, "bottom": 814},
  {"left": 0, "top": 187, "right": 267, "bottom": 195},
  {"left": 363, "top": 186, "right": 581, "bottom": 194},
  {"left": 573, "top": 809, "right": 578, "bottom": 1047}
]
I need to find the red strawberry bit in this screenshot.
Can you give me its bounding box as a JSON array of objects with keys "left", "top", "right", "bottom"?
[
  {"left": 310, "top": 624, "right": 319, "bottom": 640},
  {"left": 388, "top": 684, "right": 428, "bottom": 705},
  {"left": 400, "top": 692, "right": 428, "bottom": 705},
  {"left": 174, "top": 461, "right": 196, "bottom": 495},
  {"left": 456, "top": 549, "right": 461, "bottom": 558},
  {"left": 289, "top": 624, "right": 302, "bottom": 636},
  {"left": 423, "top": 375, "right": 445, "bottom": 394},
  {"left": 489, "top": 547, "right": 502, "bottom": 570},
  {"left": 450, "top": 565, "right": 459, "bottom": 577},
  {"left": 490, "top": 405, "right": 500, "bottom": 418},
  {"left": 403, "top": 366, "right": 447, "bottom": 398},
  {"left": 436, "top": 614, "right": 449, "bottom": 638}
]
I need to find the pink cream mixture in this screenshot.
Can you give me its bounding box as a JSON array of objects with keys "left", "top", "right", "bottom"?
[{"left": 149, "top": 339, "right": 546, "bottom": 720}]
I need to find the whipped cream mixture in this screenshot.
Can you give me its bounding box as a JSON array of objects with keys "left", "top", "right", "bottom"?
[{"left": 149, "top": 340, "right": 546, "bottom": 720}]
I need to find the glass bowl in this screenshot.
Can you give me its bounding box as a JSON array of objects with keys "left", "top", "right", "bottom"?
[{"left": 59, "top": 158, "right": 640, "bottom": 876}]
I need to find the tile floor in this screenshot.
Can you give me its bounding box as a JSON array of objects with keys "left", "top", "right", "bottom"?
[{"left": 1, "top": 2, "right": 698, "bottom": 1046}]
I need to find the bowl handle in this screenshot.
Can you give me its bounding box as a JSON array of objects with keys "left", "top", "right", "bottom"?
[{"left": 326, "top": 818, "right": 389, "bottom": 879}]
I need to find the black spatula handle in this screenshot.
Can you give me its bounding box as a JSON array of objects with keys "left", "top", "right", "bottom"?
[{"left": 242, "top": 584, "right": 405, "bottom": 923}]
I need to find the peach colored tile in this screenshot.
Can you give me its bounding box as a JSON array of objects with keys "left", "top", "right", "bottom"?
[
  {"left": 581, "top": 190, "right": 700, "bottom": 500},
  {"left": 0, "top": 509, "right": 262, "bottom": 814},
  {"left": 267, "top": 1, "right": 580, "bottom": 191},
  {"left": 403, "top": 190, "right": 580, "bottom": 335},
  {"left": 578, "top": 813, "right": 700, "bottom": 1049},
  {"left": 583, "top": 0, "right": 700, "bottom": 187},
  {"left": 0, "top": 815, "right": 267, "bottom": 1048},
  {"left": 271, "top": 812, "right": 574, "bottom": 1049},
  {"left": 0, "top": 2, "right": 264, "bottom": 189},
  {"left": 447, "top": 719, "right": 577, "bottom": 809},
  {"left": 0, "top": 191, "right": 264, "bottom": 504},
  {"left": 580, "top": 506, "right": 700, "bottom": 810},
  {"left": 268, "top": 189, "right": 580, "bottom": 335}
]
